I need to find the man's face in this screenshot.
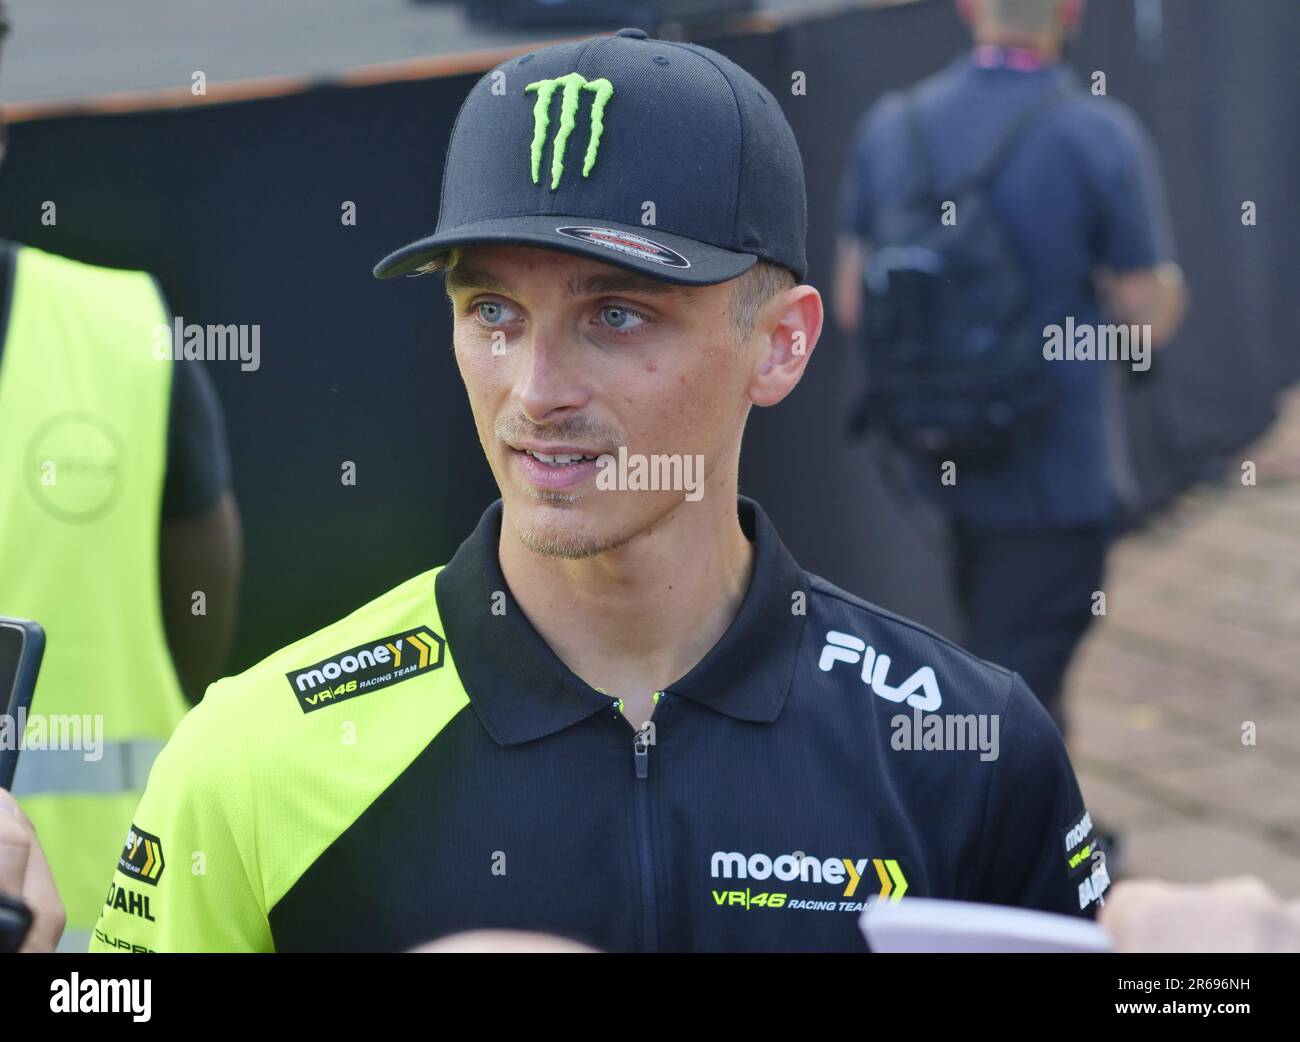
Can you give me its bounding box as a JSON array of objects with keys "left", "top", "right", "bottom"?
[{"left": 445, "top": 244, "right": 764, "bottom": 559}]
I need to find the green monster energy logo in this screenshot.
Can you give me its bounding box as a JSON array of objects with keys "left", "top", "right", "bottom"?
[{"left": 525, "top": 72, "right": 615, "bottom": 190}]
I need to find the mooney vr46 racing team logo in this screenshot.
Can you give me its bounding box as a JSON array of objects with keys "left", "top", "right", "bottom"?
[
  {"left": 711, "top": 850, "right": 909, "bottom": 912},
  {"left": 117, "top": 824, "right": 165, "bottom": 887},
  {"left": 287, "top": 626, "right": 445, "bottom": 713}
]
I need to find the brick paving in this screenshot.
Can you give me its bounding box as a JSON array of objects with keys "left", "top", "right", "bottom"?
[{"left": 1065, "top": 388, "right": 1300, "bottom": 894}]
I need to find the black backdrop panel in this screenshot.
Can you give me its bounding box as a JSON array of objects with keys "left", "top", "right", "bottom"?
[{"left": 1, "top": 0, "right": 1294, "bottom": 669}]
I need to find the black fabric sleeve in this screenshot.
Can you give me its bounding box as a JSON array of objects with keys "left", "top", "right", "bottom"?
[
  {"left": 162, "top": 359, "right": 233, "bottom": 521},
  {"left": 970, "top": 672, "right": 1106, "bottom": 920},
  {"left": 151, "top": 274, "right": 233, "bottom": 521}
]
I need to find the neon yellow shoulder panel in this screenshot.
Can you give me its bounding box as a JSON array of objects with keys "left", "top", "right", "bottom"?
[{"left": 89, "top": 567, "right": 470, "bottom": 952}]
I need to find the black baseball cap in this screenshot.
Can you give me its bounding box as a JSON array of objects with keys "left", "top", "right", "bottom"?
[{"left": 373, "top": 27, "right": 807, "bottom": 286}]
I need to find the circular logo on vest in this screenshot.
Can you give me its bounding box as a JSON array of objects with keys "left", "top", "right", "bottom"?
[
  {"left": 26, "top": 412, "right": 125, "bottom": 523},
  {"left": 554, "top": 226, "right": 691, "bottom": 269}
]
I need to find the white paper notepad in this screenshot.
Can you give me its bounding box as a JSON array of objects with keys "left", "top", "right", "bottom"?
[{"left": 860, "top": 896, "right": 1113, "bottom": 953}]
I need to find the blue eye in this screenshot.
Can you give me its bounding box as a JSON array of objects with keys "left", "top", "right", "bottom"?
[
  {"left": 476, "top": 301, "right": 510, "bottom": 324},
  {"left": 600, "top": 304, "right": 647, "bottom": 332}
]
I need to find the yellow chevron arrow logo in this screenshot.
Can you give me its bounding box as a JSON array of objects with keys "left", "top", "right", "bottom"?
[
  {"left": 884, "top": 859, "right": 907, "bottom": 901},
  {"left": 407, "top": 633, "right": 431, "bottom": 669},
  {"left": 873, "top": 858, "right": 908, "bottom": 902},
  {"left": 873, "top": 858, "right": 891, "bottom": 899}
]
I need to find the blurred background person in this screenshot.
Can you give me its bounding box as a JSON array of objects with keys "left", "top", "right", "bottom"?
[
  {"left": 833, "top": 0, "right": 1185, "bottom": 765},
  {"left": 0, "top": 4, "right": 242, "bottom": 950}
]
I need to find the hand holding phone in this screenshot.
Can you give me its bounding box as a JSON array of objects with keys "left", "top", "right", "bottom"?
[
  {"left": 0, "top": 617, "right": 44, "bottom": 791},
  {"left": 0, "top": 786, "right": 65, "bottom": 952},
  {"left": 0, "top": 617, "right": 57, "bottom": 952}
]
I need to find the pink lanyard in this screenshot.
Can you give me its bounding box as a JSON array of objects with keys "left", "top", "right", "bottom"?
[{"left": 972, "top": 45, "right": 1049, "bottom": 72}]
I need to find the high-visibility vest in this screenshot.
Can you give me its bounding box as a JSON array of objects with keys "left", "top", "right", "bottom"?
[{"left": 0, "top": 242, "right": 189, "bottom": 951}]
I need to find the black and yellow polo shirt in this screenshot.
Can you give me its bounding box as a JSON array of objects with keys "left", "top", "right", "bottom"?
[{"left": 90, "top": 496, "right": 1105, "bottom": 953}]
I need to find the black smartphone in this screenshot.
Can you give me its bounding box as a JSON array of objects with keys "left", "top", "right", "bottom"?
[{"left": 0, "top": 616, "right": 45, "bottom": 791}]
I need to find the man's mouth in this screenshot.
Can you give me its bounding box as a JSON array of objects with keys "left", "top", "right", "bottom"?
[
  {"left": 521, "top": 449, "right": 601, "bottom": 468},
  {"left": 510, "top": 444, "right": 607, "bottom": 490}
]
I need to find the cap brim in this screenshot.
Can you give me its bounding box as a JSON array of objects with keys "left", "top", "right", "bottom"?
[{"left": 372, "top": 215, "right": 758, "bottom": 286}]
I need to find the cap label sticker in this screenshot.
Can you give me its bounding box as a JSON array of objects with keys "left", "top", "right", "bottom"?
[{"left": 555, "top": 226, "right": 690, "bottom": 269}]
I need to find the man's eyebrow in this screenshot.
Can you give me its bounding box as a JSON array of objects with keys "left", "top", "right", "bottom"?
[
  {"left": 443, "top": 262, "right": 510, "bottom": 295},
  {"left": 443, "top": 259, "right": 694, "bottom": 300},
  {"left": 560, "top": 270, "right": 692, "bottom": 300}
]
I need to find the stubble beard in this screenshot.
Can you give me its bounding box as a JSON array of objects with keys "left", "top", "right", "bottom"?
[{"left": 510, "top": 488, "right": 640, "bottom": 560}]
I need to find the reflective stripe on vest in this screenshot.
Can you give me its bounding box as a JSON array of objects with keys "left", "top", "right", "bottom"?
[
  {"left": 57, "top": 928, "right": 93, "bottom": 954},
  {"left": 8, "top": 739, "right": 166, "bottom": 796}
]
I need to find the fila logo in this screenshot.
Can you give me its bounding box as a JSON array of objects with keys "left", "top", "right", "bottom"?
[
  {"left": 818, "top": 631, "right": 942, "bottom": 711},
  {"left": 525, "top": 72, "right": 615, "bottom": 189}
]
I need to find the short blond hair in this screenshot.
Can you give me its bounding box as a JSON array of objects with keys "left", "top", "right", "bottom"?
[
  {"left": 726, "top": 259, "right": 798, "bottom": 344},
  {"left": 417, "top": 248, "right": 458, "bottom": 277}
]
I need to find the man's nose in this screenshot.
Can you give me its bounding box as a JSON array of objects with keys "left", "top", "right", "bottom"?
[{"left": 514, "top": 330, "right": 589, "bottom": 423}]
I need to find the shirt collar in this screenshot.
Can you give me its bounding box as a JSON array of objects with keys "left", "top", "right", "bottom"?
[{"left": 435, "top": 496, "right": 809, "bottom": 745}]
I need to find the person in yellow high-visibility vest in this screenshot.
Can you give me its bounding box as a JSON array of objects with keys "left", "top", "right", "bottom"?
[
  {"left": 0, "top": 227, "right": 242, "bottom": 949},
  {"left": 0, "top": 7, "right": 242, "bottom": 947}
]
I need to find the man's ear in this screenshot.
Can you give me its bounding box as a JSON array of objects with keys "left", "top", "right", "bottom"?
[
  {"left": 748, "top": 285, "right": 823, "bottom": 409},
  {"left": 955, "top": 0, "right": 978, "bottom": 30}
]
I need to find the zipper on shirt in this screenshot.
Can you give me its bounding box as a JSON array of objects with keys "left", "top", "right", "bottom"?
[
  {"left": 614, "top": 691, "right": 662, "bottom": 951},
  {"left": 633, "top": 718, "right": 652, "bottom": 778}
]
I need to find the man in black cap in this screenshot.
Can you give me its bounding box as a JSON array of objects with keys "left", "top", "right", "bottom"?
[{"left": 90, "top": 29, "right": 1107, "bottom": 954}]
